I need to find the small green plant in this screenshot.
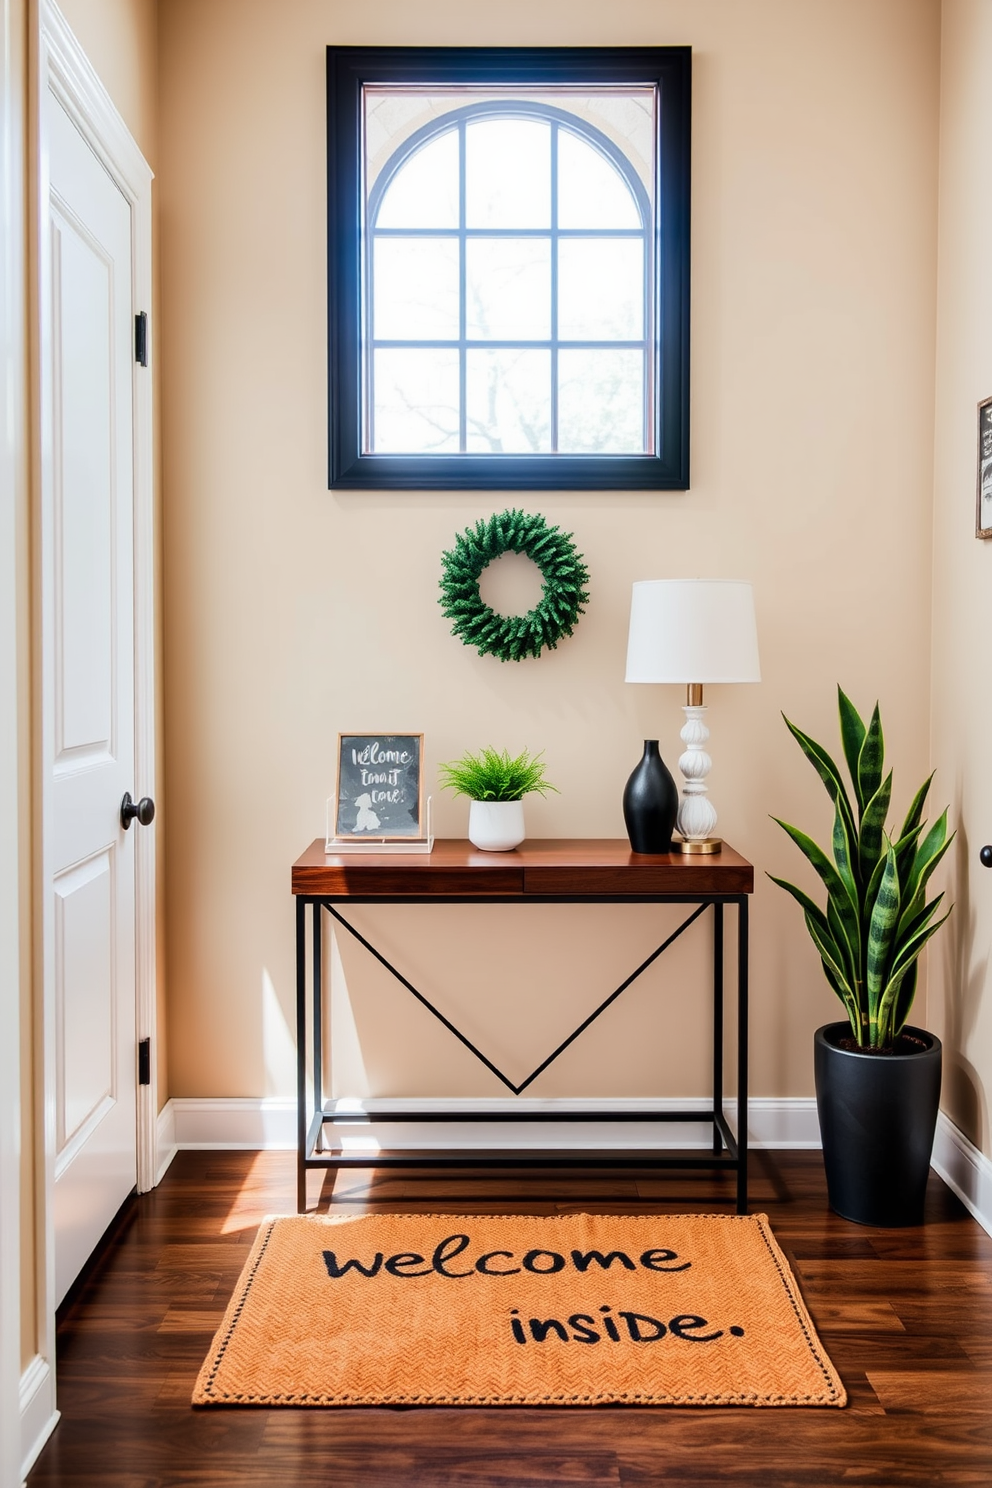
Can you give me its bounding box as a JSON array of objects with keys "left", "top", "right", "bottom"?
[
  {"left": 770, "top": 687, "right": 953, "bottom": 1051},
  {"left": 438, "top": 748, "right": 558, "bottom": 803}
]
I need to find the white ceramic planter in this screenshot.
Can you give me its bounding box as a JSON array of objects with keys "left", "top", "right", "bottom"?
[{"left": 468, "top": 799, "right": 525, "bottom": 852}]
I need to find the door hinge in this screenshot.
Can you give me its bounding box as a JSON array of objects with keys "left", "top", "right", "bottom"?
[
  {"left": 138, "top": 1037, "right": 151, "bottom": 1086},
  {"left": 134, "top": 311, "right": 148, "bottom": 367}
]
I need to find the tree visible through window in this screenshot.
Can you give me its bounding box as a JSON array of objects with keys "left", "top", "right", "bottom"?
[{"left": 327, "top": 49, "right": 691, "bottom": 489}]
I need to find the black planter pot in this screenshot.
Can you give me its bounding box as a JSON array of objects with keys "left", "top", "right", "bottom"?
[
  {"left": 623, "top": 740, "right": 678, "bottom": 854},
  {"left": 814, "top": 1021, "right": 942, "bottom": 1227}
]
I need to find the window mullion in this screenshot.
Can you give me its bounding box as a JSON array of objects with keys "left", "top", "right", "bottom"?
[
  {"left": 644, "top": 166, "right": 653, "bottom": 455},
  {"left": 550, "top": 121, "right": 558, "bottom": 454},
  {"left": 458, "top": 120, "right": 467, "bottom": 454},
  {"left": 365, "top": 220, "right": 375, "bottom": 452}
]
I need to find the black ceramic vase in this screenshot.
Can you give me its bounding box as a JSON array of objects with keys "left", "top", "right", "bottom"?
[
  {"left": 623, "top": 740, "right": 678, "bottom": 854},
  {"left": 814, "top": 1022, "right": 942, "bottom": 1227}
]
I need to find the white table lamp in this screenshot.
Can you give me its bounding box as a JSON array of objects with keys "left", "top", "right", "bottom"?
[{"left": 625, "top": 579, "right": 761, "bottom": 853}]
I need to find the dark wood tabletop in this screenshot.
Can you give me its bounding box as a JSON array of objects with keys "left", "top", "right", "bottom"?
[{"left": 291, "top": 838, "right": 754, "bottom": 898}]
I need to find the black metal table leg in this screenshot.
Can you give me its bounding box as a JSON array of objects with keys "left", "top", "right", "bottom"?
[
  {"left": 296, "top": 895, "right": 307, "bottom": 1213},
  {"left": 312, "top": 901, "right": 323, "bottom": 1149},
  {"left": 713, "top": 902, "right": 724, "bottom": 1153},
  {"left": 737, "top": 895, "right": 749, "bottom": 1214}
]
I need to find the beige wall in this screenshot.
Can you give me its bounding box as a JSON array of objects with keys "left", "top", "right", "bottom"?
[
  {"left": 158, "top": 0, "right": 942, "bottom": 1106},
  {"left": 930, "top": 0, "right": 992, "bottom": 1160},
  {"left": 57, "top": 0, "right": 157, "bottom": 163}
]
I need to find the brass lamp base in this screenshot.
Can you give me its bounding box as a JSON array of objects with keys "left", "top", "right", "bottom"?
[{"left": 675, "top": 836, "right": 722, "bottom": 855}]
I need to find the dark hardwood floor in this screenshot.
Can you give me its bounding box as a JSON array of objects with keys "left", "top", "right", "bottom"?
[{"left": 28, "top": 1150, "right": 992, "bottom": 1487}]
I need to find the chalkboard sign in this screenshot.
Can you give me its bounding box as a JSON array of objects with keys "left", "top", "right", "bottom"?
[
  {"left": 334, "top": 734, "right": 425, "bottom": 840},
  {"left": 979, "top": 397, "right": 992, "bottom": 539}
]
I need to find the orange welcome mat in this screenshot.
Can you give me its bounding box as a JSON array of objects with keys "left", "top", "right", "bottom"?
[{"left": 193, "top": 1212, "right": 845, "bottom": 1408}]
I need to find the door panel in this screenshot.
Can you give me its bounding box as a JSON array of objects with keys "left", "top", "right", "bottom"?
[
  {"left": 46, "top": 95, "right": 137, "bottom": 1305},
  {"left": 55, "top": 850, "right": 114, "bottom": 1157},
  {"left": 52, "top": 208, "right": 115, "bottom": 763}
]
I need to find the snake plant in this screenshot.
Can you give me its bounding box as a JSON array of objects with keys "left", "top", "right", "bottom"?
[{"left": 770, "top": 688, "right": 953, "bottom": 1050}]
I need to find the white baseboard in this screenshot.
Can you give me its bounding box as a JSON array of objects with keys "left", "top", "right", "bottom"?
[
  {"left": 19, "top": 1355, "right": 58, "bottom": 1483},
  {"left": 744, "top": 1098, "right": 821, "bottom": 1148},
  {"left": 155, "top": 1099, "right": 177, "bottom": 1184},
  {"left": 162, "top": 1095, "right": 822, "bottom": 1152},
  {"left": 169, "top": 1097, "right": 298, "bottom": 1149},
  {"left": 142, "top": 1101, "right": 992, "bottom": 1237},
  {"left": 931, "top": 1111, "right": 992, "bottom": 1239}
]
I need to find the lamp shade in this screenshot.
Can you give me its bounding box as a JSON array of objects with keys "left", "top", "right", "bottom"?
[{"left": 625, "top": 579, "right": 761, "bottom": 684}]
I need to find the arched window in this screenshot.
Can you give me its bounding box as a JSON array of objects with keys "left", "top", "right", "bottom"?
[
  {"left": 327, "top": 48, "right": 691, "bottom": 490},
  {"left": 366, "top": 104, "right": 652, "bottom": 458}
]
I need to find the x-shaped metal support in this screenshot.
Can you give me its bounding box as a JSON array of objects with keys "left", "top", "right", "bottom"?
[{"left": 322, "top": 900, "right": 709, "bottom": 1095}]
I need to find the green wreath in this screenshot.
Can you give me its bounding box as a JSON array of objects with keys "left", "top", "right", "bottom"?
[{"left": 439, "top": 509, "right": 590, "bottom": 663}]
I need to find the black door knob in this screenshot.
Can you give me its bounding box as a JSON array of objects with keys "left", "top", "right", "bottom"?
[
  {"left": 121, "top": 792, "right": 155, "bottom": 830},
  {"left": 981, "top": 846, "right": 992, "bottom": 868}
]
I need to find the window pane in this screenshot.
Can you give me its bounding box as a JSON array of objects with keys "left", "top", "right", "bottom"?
[
  {"left": 375, "top": 130, "right": 459, "bottom": 228},
  {"left": 466, "top": 349, "right": 551, "bottom": 452},
  {"left": 558, "top": 130, "right": 641, "bottom": 229},
  {"left": 466, "top": 118, "right": 550, "bottom": 228},
  {"left": 558, "top": 349, "right": 644, "bottom": 452},
  {"left": 372, "top": 348, "right": 460, "bottom": 452},
  {"left": 373, "top": 238, "right": 459, "bottom": 339},
  {"left": 558, "top": 239, "right": 644, "bottom": 341},
  {"left": 466, "top": 238, "right": 550, "bottom": 340}
]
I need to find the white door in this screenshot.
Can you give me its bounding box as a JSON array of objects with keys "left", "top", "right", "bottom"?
[{"left": 44, "top": 95, "right": 139, "bottom": 1305}]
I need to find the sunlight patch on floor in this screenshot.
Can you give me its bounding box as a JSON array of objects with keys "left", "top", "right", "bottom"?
[{"left": 219, "top": 1150, "right": 296, "bottom": 1233}]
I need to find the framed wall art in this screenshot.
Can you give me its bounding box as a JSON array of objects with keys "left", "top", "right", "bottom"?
[{"left": 978, "top": 395, "right": 992, "bottom": 539}]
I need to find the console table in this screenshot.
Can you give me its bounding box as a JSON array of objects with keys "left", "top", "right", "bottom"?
[{"left": 291, "top": 839, "right": 754, "bottom": 1213}]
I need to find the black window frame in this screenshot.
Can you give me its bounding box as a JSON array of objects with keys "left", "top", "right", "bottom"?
[{"left": 327, "top": 46, "right": 691, "bottom": 491}]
